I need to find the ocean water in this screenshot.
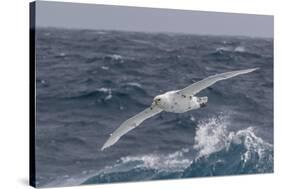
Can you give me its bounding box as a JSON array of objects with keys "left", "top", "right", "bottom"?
[{"left": 35, "top": 28, "right": 273, "bottom": 187}]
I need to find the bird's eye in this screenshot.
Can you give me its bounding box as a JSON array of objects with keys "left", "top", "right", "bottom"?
[{"left": 157, "top": 99, "right": 161, "bottom": 101}]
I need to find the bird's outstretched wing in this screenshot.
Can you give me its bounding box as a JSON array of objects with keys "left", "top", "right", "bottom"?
[
  {"left": 179, "top": 68, "right": 259, "bottom": 96},
  {"left": 101, "top": 106, "right": 162, "bottom": 151}
]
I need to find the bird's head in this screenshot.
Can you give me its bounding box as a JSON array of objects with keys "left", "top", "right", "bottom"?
[
  {"left": 154, "top": 96, "right": 162, "bottom": 104},
  {"left": 152, "top": 95, "right": 165, "bottom": 108}
]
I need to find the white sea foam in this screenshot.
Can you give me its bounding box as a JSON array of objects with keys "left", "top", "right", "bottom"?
[
  {"left": 235, "top": 127, "right": 273, "bottom": 168},
  {"left": 101, "top": 66, "right": 109, "bottom": 70},
  {"left": 97, "top": 87, "right": 110, "bottom": 93},
  {"left": 95, "top": 31, "right": 107, "bottom": 35},
  {"left": 111, "top": 54, "right": 123, "bottom": 60},
  {"left": 190, "top": 115, "right": 196, "bottom": 122},
  {"left": 193, "top": 116, "right": 231, "bottom": 157},
  {"left": 105, "top": 54, "right": 123, "bottom": 61},
  {"left": 125, "top": 82, "right": 142, "bottom": 88},
  {"left": 234, "top": 46, "right": 246, "bottom": 52},
  {"left": 215, "top": 47, "right": 232, "bottom": 52},
  {"left": 97, "top": 87, "right": 112, "bottom": 100},
  {"left": 215, "top": 46, "right": 246, "bottom": 53},
  {"left": 58, "top": 52, "right": 66, "bottom": 57},
  {"left": 120, "top": 148, "right": 191, "bottom": 171},
  {"left": 104, "top": 93, "right": 112, "bottom": 101},
  {"left": 193, "top": 115, "right": 272, "bottom": 163}
]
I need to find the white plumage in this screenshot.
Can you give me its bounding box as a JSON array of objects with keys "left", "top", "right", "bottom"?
[{"left": 101, "top": 68, "right": 258, "bottom": 151}]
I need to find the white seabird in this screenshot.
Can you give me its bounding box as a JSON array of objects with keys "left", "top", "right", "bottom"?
[{"left": 101, "top": 68, "right": 258, "bottom": 151}]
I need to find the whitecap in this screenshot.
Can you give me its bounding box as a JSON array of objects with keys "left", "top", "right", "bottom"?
[
  {"left": 215, "top": 46, "right": 232, "bottom": 52},
  {"left": 235, "top": 127, "right": 273, "bottom": 168},
  {"left": 58, "top": 52, "right": 66, "bottom": 57},
  {"left": 131, "top": 39, "right": 152, "bottom": 45},
  {"left": 97, "top": 87, "right": 112, "bottom": 100},
  {"left": 105, "top": 54, "right": 123, "bottom": 61},
  {"left": 101, "top": 66, "right": 109, "bottom": 70},
  {"left": 95, "top": 31, "right": 107, "bottom": 35},
  {"left": 104, "top": 93, "right": 112, "bottom": 101},
  {"left": 111, "top": 54, "right": 122, "bottom": 60},
  {"left": 125, "top": 82, "right": 142, "bottom": 88},
  {"left": 193, "top": 115, "right": 273, "bottom": 164},
  {"left": 40, "top": 79, "right": 47, "bottom": 85},
  {"left": 215, "top": 46, "right": 246, "bottom": 53},
  {"left": 193, "top": 116, "right": 230, "bottom": 157},
  {"left": 234, "top": 46, "right": 246, "bottom": 52},
  {"left": 190, "top": 115, "right": 196, "bottom": 122},
  {"left": 120, "top": 148, "right": 191, "bottom": 171},
  {"left": 97, "top": 87, "right": 110, "bottom": 93}
]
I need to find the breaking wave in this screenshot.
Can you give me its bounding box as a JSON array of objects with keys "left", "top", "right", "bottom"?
[
  {"left": 215, "top": 46, "right": 246, "bottom": 53},
  {"left": 82, "top": 115, "right": 273, "bottom": 185}
]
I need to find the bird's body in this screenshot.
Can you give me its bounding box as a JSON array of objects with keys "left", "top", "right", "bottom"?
[
  {"left": 154, "top": 90, "right": 208, "bottom": 113},
  {"left": 101, "top": 68, "right": 258, "bottom": 151}
]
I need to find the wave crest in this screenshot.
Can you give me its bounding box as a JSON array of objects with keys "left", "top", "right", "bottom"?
[
  {"left": 63, "top": 115, "right": 274, "bottom": 186},
  {"left": 193, "top": 116, "right": 230, "bottom": 157},
  {"left": 184, "top": 116, "right": 273, "bottom": 177},
  {"left": 120, "top": 148, "right": 191, "bottom": 171}
]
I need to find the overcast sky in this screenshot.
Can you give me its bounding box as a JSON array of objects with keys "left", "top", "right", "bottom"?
[{"left": 35, "top": 1, "right": 273, "bottom": 38}]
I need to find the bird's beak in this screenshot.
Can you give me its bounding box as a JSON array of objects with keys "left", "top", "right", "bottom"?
[{"left": 150, "top": 101, "right": 157, "bottom": 109}]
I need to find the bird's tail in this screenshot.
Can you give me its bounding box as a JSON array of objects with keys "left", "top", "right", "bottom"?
[{"left": 199, "top": 96, "right": 208, "bottom": 108}]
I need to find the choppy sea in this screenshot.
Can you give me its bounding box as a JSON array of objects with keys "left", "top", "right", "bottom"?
[{"left": 35, "top": 28, "right": 273, "bottom": 187}]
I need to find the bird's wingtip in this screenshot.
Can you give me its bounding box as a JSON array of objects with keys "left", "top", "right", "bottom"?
[
  {"left": 101, "top": 145, "right": 107, "bottom": 151},
  {"left": 244, "top": 67, "right": 260, "bottom": 73},
  {"left": 101, "top": 138, "right": 113, "bottom": 151},
  {"left": 101, "top": 142, "right": 109, "bottom": 151}
]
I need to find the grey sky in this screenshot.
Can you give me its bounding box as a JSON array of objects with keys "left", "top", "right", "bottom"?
[{"left": 35, "top": 1, "right": 273, "bottom": 38}]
